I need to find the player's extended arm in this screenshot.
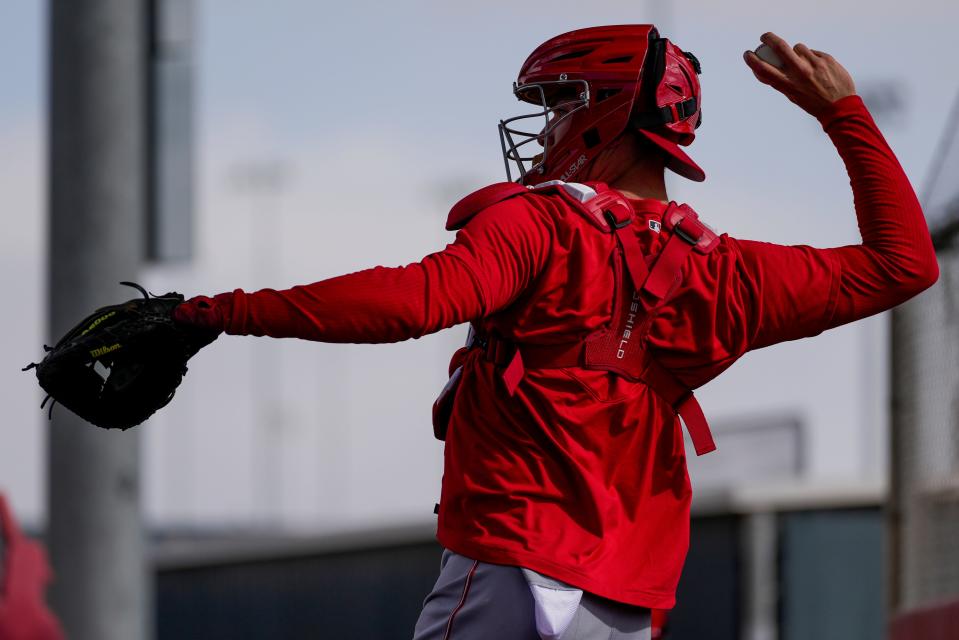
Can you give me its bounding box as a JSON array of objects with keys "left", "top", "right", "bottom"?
[
  {"left": 739, "top": 33, "right": 938, "bottom": 349},
  {"left": 174, "top": 200, "right": 551, "bottom": 343}
]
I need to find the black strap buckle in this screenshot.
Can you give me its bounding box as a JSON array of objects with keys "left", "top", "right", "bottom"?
[
  {"left": 603, "top": 209, "right": 631, "bottom": 230},
  {"left": 469, "top": 333, "right": 488, "bottom": 351},
  {"left": 672, "top": 214, "right": 704, "bottom": 245},
  {"left": 673, "top": 97, "right": 697, "bottom": 121}
]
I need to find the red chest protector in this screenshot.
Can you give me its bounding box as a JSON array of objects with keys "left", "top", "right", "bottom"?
[{"left": 436, "top": 180, "right": 720, "bottom": 456}]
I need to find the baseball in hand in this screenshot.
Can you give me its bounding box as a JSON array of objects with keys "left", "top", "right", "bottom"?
[
  {"left": 754, "top": 44, "right": 785, "bottom": 69},
  {"left": 744, "top": 32, "right": 857, "bottom": 117}
]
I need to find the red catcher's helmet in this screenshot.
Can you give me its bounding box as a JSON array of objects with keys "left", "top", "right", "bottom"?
[{"left": 499, "top": 25, "right": 704, "bottom": 185}]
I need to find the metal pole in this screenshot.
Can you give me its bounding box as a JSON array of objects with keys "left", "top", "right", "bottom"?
[
  {"left": 47, "top": 1, "right": 148, "bottom": 638},
  {"left": 887, "top": 305, "right": 909, "bottom": 615},
  {"left": 742, "top": 512, "right": 779, "bottom": 640}
]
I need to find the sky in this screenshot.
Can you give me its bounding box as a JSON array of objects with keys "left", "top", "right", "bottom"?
[{"left": 1, "top": 0, "right": 957, "bottom": 529}]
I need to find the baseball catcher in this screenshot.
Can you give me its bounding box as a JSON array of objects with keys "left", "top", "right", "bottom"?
[{"left": 168, "top": 27, "right": 935, "bottom": 639}]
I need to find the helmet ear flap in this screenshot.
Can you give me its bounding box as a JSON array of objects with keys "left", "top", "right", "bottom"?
[{"left": 631, "top": 37, "right": 702, "bottom": 138}]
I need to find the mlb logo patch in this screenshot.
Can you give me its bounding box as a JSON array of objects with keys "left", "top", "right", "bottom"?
[{"left": 648, "top": 220, "right": 662, "bottom": 233}]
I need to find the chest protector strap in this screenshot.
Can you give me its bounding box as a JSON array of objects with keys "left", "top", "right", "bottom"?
[
  {"left": 590, "top": 192, "right": 651, "bottom": 290},
  {"left": 644, "top": 204, "right": 719, "bottom": 300}
]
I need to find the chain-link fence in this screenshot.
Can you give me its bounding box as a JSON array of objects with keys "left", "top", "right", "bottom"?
[
  {"left": 889, "top": 91, "right": 959, "bottom": 638},
  {"left": 891, "top": 247, "right": 959, "bottom": 606}
]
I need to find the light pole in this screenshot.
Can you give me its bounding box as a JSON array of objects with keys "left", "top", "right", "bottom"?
[
  {"left": 229, "top": 160, "right": 291, "bottom": 525},
  {"left": 48, "top": 1, "right": 148, "bottom": 638}
]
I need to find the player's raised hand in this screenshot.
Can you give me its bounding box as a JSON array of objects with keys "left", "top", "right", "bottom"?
[{"left": 743, "top": 32, "right": 856, "bottom": 118}]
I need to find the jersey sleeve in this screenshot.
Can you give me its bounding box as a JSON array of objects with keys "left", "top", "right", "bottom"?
[
  {"left": 743, "top": 95, "right": 938, "bottom": 350},
  {"left": 725, "top": 238, "right": 841, "bottom": 351},
  {"left": 210, "top": 197, "right": 552, "bottom": 343},
  {"left": 649, "top": 95, "right": 938, "bottom": 387}
]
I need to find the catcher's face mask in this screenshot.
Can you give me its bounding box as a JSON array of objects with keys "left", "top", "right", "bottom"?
[{"left": 498, "top": 79, "right": 590, "bottom": 183}]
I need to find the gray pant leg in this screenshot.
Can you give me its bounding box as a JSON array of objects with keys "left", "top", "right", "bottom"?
[
  {"left": 413, "top": 550, "right": 651, "bottom": 640},
  {"left": 412, "top": 549, "right": 539, "bottom": 640}
]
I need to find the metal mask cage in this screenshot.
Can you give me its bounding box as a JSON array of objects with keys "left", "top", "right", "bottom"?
[{"left": 498, "top": 79, "right": 590, "bottom": 183}]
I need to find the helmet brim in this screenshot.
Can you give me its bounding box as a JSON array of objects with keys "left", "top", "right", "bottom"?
[{"left": 638, "top": 128, "right": 706, "bottom": 182}]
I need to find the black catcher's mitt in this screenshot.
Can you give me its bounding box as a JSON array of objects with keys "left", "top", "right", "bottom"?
[{"left": 22, "top": 282, "right": 219, "bottom": 430}]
